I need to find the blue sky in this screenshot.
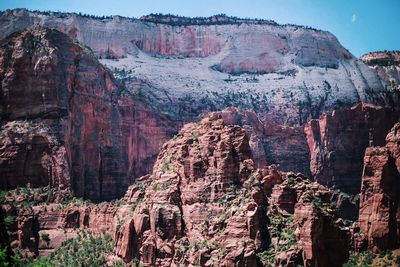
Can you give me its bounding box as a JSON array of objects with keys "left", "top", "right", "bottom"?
[{"left": 0, "top": 0, "right": 399, "bottom": 57}]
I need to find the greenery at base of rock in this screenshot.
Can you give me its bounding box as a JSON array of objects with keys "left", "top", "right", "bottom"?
[
  {"left": 259, "top": 212, "right": 298, "bottom": 266},
  {"left": 0, "top": 247, "right": 22, "bottom": 267},
  {"left": 344, "top": 249, "right": 400, "bottom": 267},
  {"left": 27, "top": 231, "right": 113, "bottom": 267}
]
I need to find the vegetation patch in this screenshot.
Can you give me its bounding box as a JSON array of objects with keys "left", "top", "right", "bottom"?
[
  {"left": 260, "top": 212, "right": 298, "bottom": 266},
  {"left": 28, "top": 230, "right": 113, "bottom": 267},
  {"left": 344, "top": 249, "right": 400, "bottom": 267}
]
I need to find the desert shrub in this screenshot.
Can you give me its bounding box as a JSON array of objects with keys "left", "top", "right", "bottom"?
[
  {"left": 4, "top": 215, "right": 14, "bottom": 229},
  {"left": 131, "top": 197, "right": 143, "bottom": 212},
  {"left": 0, "top": 247, "right": 22, "bottom": 267},
  {"left": 28, "top": 231, "right": 113, "bottom": 266}
]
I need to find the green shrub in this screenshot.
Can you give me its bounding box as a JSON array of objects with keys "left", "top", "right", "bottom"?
[
  {"left": 4, "top": 215, "right": 14, "bottom": 228},
  {"left": 363, "top": 252, "right": 374, "bottom": 265},
  {"left": 257, "top": 248, "right": 275, "bottom": 266},
  {"left": 0, "top": 190, "right": 8, "bottom": 200},
  {"left": 395, "top": 255, "right": 400, "bottom": 264},
  {"left": 131, "top": 197, "right": 143, "bottom": 212},
  {"left": 0, "top": 247, "right": 23, "bottom": 267},
  {"left": 29, "top": 231, "right": 113, "bottom": 266}
]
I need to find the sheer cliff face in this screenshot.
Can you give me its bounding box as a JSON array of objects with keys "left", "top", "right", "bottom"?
[
  {"left": 358, "top": 123, "right": 400, "bottom": 252},
  {"left": 304, "top": 104, "right": 399, "bottom": 194},
  {"left": 0, "top": 27, "right": 174, "bottom": 201},
  {"left": 0, "top": 9, "right": 393, "bottom": 125}
]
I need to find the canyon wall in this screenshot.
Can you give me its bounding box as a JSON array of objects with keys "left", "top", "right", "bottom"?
[
  {"left": 357, "top": 123, "right": 400, "bottom": 251},
  {"left": 0, "top": 27, "right": 175, "bottom": 201},
  {"left": 0, "top": 9, "right": 394, "bottom": 125},
  {"left": 304, "top": 103, "right": 398, "bottom": 194}
]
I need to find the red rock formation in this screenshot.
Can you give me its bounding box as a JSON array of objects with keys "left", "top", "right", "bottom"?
[
  {"left": 1, "top": 112, "right": 354, "bottom": 266},
  {"left": 386, "top": 123, "right": 400, "bottom": 171},
  {"left": 115, "top": 114, "right": 348, "bottom": 266},
  {"left": 304, "top": 103, "right": 399, "bottom": 194},
  {"left": 294, "top": 202, "right": 349, "bottom": 267},
  {"left": 118, "top": 113, "right": 269, "bottom": 266},
  {"left": 0, "top": 27, "right": 174, "bottom": 201},
  {"left": 219, "top": 108, "right": 311, "bottom": 176},
  {"left": 358, "top": 123, "right": 400, "bottom": 252},
  {"left": 267, "top": 172, "right": 349, "bottom": 267}
]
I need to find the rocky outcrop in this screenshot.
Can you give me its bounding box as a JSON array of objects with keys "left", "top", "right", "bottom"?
[
  {"left": 385, "top": 123, "right": 400, "bottom": 171},
  {"left": 358, "top": 123, "right": 400, "bottom": 252},
  {"left": 0, "top": 27, "right": 174, "bottom": 201},
  {"left": 294, "top": 202, "right": 349, "bottom": 267},
  {"left": 2, "top": 202, "right": 122, "bottom": 257},
  {"left": 117, "top": 113, "right": 267, "bottom": 266},
  {"left": 219, "top": 108, "right": 311, "bottom": 176},
  {"left": 112, "top": 114, "right": 348, "bottom": 266},
  {"left": 361, "top": 51, "right": 400, "bottom": 86},
  {"left": 268, "top": 173, "right": 349, "bottom": 267},
  {"left": 304, "top": 103, "right": 399, "bottom": 194}
]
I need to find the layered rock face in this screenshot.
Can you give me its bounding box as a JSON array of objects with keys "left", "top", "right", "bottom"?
[
  {"left": 269, "top": 174, "right": 349, "bottom": 267},
  {"left": 358, "top": 123, "right": 400, "bottom": 251},
  {"left": 361, "top": 52, "right": 400, "bottom": 88},
  {"left": 0, "top": 9, "right": 393, "bottom": 125},
  {"left": 2, "top": 113, "right": 351, "bottom": 266},
  {"left": 117, "top": 113, "right": 265, "bottom": 266},
  {"left": 114, "top": 114, "right": 348, "bottom": 266},
  {"left": 361, "top": 51, "right": 400, "bottom": 109},
  {"left": 218, "top": 108, "right": 311, "bottom": 176},
  {"left": 304, "top": 103, "right": 399, "bottom": 194},
  {"left": 0, "top": 27, "right": 174, "bottom": 201},
  {"left": 2, "top": 201, "right": 122, "bottom": 257}
]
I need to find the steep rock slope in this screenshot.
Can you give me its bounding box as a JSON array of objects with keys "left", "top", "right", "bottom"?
[
  {"left": 217, "top": 108, "right": 311, "bottom": 176},
  {"left": 304, "top": 103, "right": 399, "bottom": 194},
  {"left": 0, "top": 27, "right": 175, "bottom": 201},
  {"left": 0, "top": 9, "right": 393, "bottom": 124},
  {"left": 357, "top": 123, "right": 400, "bottom": 252}
]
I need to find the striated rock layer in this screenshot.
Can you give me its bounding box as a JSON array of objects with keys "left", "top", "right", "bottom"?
[
  {"left": 357, "top": 123, "right": 400, "bottom": 252},
  {"left": 0, "top": 27, "right": 175, "bottom": 201},
  {"left": 304, "top": 103, "right": 399, "bottom": 194},
  {"left": 0, "top": 9, "right": 395, "bottom": 125},
  {"left": 361, "top": 51, "right": 400, "bottom": 108},
  {"left": 218, "top": 108, "right": 311, "bottom": 176}
]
